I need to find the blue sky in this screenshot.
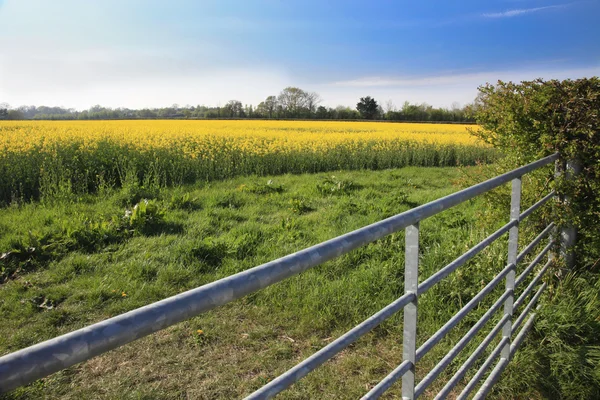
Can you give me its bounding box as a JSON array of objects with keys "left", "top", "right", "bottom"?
[{"left": 0, "top": 0, "right": 598, "bottom": 109}]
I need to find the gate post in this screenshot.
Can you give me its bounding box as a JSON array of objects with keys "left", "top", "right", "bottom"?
[
  {"left": 502, "top": 177, "right": 521, "bottom": 360},
  {"left": 559, "top": 159, "right": 581, "bottom": 269},
  {"left": 402, "top": 223, "right": 419, "bottom": 400}
]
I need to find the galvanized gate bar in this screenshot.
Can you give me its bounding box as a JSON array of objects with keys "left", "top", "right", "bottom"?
[
  {"left": 548, "top": 226, "right": 556, "bottom": 264},
  {"left": 361, "top": 360, "right": 412, "bottom": 400},
  {"left": 514, "top": 260, "right": 552, "bottom": 308},
  {"left": 510, "top": 308, "right": 539, "bottom": 357},
  {"left": 243, "top": 292, "right": 415, "bottom": 399},
  {"left": 519, "top": 191, "right": 555, "bottom": 221},
  {"left": 457, "top": 337, "right": 510, "bottom": 400},
  {"left": 449, "top": 232, "right": 553, "bottom": 399},
  {"left": 472, "top": 357, "right": 510, "bottom": 400},
  {"left": 418, "top": 219, "right": 516, "bottom": 294},
  {"left": 0, "top": 154, "right": 560, "bottom": 393},
  {"left": 468, "top": 277, "right": 548, "bottom": 400},
  {"left": 414, "top": 290, "right": 510, "bottom": 398},
  {"left": 513, "top": 283, "right": 547, "bottom": 332},
  {"left": 415, "top": 263, "right": 514, "bottom": 362},
  {"left": 368, "top": 263, "right": 514, "bottom": 399},
  {"left": 516, "top": 222, "right": 555, "bottom": 264},
  {"left": 515, "top": 244, "right": 553, "bottom": 288},
  {"left": 435, "top": 314, "right": 510, "bottom": 400}
]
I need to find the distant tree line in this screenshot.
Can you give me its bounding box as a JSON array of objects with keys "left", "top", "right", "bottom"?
[{"left": 0, "top": 88, "right": 475, "bottom": 122}]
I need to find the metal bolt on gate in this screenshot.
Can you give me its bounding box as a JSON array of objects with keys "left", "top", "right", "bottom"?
[{"left": 0, "top": 153, "right": 563, "bottom": 398}]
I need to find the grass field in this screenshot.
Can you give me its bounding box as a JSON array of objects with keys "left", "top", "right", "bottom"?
[
  {"left": 0, "top": 120, "right": 496, "bottom": 205},
  {"left": 0, "top": 165, "right": 556, "bottom": 399}
]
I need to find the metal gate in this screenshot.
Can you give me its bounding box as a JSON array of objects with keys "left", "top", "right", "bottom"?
[{"left": 0, "top": 153, "right": 562, "bottom": 399}]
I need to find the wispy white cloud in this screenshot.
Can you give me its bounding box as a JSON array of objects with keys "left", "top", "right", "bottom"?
[
  {"left": 329, "top": 65, "right": 599, "bottom": 88},
  {"left": 318, "top": 65, "right": 600, "bottom": 108},
  {"left": 482, "top": 4, "right": 568, "bottom": 18}
]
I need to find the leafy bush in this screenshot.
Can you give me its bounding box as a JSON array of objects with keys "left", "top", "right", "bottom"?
[
  {"left": 125, "top": 199, "right": 166, "bottom": 234},
  {"left": 472, "top": 77, "right": 600, "bottom": 398},
  {"left": 473, "top": 77, "right": 600, "bottom": 268},
  {"left": 288, "top": 198, "right": 313, "bottom": 214},
  {"left": 168, "top": 192, "right": 201, "bottom": 211}
]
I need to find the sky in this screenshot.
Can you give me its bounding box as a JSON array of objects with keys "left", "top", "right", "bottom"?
[{"left": 0, "top": 0, "right": 599, "bottom": 110}]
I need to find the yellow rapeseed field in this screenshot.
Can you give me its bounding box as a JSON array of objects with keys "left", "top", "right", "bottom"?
[
  {"left": 0, "top": 120, "right": 481, "bottom": 154},
  {"left": 0, "top": 120, "right": 495, "bottom": 204}
]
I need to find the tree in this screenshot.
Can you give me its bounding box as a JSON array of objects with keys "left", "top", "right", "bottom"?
[
  {"left": 223, "top": 100, "right": 243, "bottom": 118},
  {"left": 384, "top": 99, "right": 396, "bottom": 119},
  {"left": 138, "top": 109, "right": 157, "bottom": 118},
  {"left": 264, "top": 96, "right": 278, "bottom": 118},
  {"left": 0, "top": 98, "right": 475, "bottom": 121},
  {"left": 356, "top": 96, "right": 379, "bottom": 119},
  {"left": 244, "top": 104, "right": 253, "bottom": 118},
  {"left": 315, "top": 105, "right": 330, "bottom": 119},
  {"left": 0, "top": 103, "right": 8, "bottom": 120},
  {"left": 254, "top": 102, "right": 267, "bottom": 118},
  {"left": 335, "top": 105, "right": 360, "bottom": 119},
  {"left": 401, "top": 101, "right": 423, "bottom": 121},
  {"left": 278, "top": 87, "right": 308, "bottom": 118},
  {"left": 305, "top": 92, "right": 322, "bottom": 115},
  {"left": 157, "top": 107, "right": 176, "bottom": 118},
  {"left": 6, "top": 109, "right": 25, "bottom": 120}
]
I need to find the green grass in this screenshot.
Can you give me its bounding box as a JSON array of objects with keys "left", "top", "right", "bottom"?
[{"left": 0, "top": 166, "right": 572, "bottom": 399}]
